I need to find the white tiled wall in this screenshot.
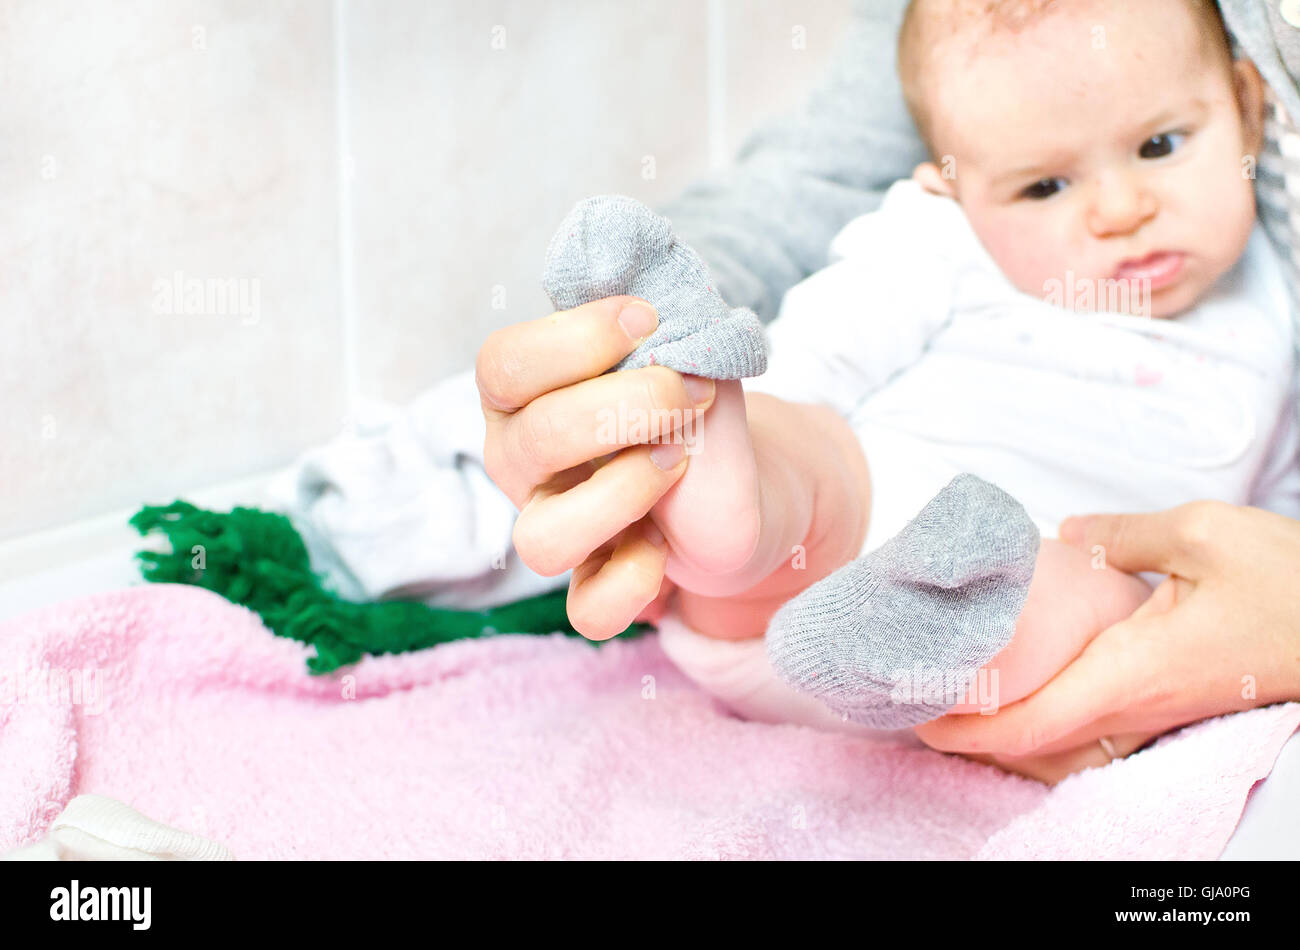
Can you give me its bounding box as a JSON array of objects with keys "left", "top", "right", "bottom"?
[
  {"left": 1, "top": 0, "right": 850, "bottom": 545},
  {"left": 2, "top": 0, "right": 344, "bottom": 542}
]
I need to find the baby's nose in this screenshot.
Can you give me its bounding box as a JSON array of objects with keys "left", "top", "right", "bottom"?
[{"left": 1086, "top": 178, "right": 1157, "bottom": 237}]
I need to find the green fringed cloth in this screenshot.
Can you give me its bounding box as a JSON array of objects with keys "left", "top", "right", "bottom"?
[{"left": 131, "top": 500, "right": 648, "bottom": 674}]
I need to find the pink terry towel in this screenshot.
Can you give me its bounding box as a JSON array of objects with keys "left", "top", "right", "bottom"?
[{"left": 1, "top": 585, "right": 1296, "bottom": 860}]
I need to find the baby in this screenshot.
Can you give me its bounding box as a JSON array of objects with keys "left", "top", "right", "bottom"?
[
  {"left": 542, "top": 0, "right": 1300, "bottom": 770},
  {"left": 750, "top": 0, "right": 1300, "bottom": 728}
]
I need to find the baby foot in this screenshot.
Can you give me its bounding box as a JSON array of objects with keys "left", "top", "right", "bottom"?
[
  {"left": 653, "top": 377, "right": 764, "bottom": 581},
  {"left": 765, "top": 474, "right": 1040, "bottom": 728},
  {"left": 543, "top": 195, "right": 769, "bottom": 380},
  {"left": 542, "top": 196, "right": 769, "bottom": 583}
]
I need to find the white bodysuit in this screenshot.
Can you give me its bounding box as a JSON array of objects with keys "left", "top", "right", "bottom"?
[{"left": 747, "top": 179, "right": 1300, "bottom": 555}]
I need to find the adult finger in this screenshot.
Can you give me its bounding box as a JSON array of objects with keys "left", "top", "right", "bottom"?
[
  {"left": 913, "top": 612, "right": 1166, "bottom": 757},
  {"left": 476, "top": 296, "right": 659, "bottom": 415},
  {"left": 566, "top": 520, "right": 669, "bottom": 640},
  {"left": 488, "top": 367, "right": 714, "bottom": 506},
  {"left": 970, "top": 730, "right": 1157, "bottom": 785},
  {"left": 1057, "top": 501, "right": 1234, "bottom": 580},
  {"left": 635, "top": 574, "right": 678, "bottom": 624},
  {"left": 513, "top": 440, "right": 689, "bottom": 577}
]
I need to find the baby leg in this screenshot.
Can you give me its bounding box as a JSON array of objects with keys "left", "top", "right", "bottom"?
[{"left": 946, "top": 538, "right": 1152, "bottom": 714}]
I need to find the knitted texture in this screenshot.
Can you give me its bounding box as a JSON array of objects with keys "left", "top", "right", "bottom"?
[
  {"left": 543, "top": 195, "right": 769, "bottom": 379},
  {"left": 131, "top": 501, "right": 646, "bottom": 674},
  {"left": 765, "top": 474, "right": 1040, "bottom": 728}
]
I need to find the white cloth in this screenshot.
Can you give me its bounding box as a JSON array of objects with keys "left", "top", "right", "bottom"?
[
  {"left": 267, "top": 370, "right": 563, "bottom": 610},
  {"left": 2, "top": 795, "right": 234, "bottom": 861},
  {"left": 747, "top": 179, "right": 1300, "bottom": 554}
]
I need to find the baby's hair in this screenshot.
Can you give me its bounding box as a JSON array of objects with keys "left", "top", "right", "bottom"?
[{"left": 897, "top": 0, "right": 1234, "bottom": 157}]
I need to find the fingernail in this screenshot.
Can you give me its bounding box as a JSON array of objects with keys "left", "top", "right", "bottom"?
[
  {"left": 682, "top": 374, "right": 715, "bottom": 406},
  {"left": 651, "top": 440, "right": 685, "bottom": 471},
  {"left": 643, "top": 521, "right": 666, "bottom": 549},
  {"left": 618, "top": 302, "right": 658, "bottom": 343}
]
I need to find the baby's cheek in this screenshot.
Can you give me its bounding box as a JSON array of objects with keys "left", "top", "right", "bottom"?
[
  {"left": 1205, "top": 180, "right": 1258, "bottom": 269},
  {"left": 1177, "top": 153, "right": 1257, "bottom": 267},
  {"left": 970, "top": 215, "right": 1073, "bottom": 299}
]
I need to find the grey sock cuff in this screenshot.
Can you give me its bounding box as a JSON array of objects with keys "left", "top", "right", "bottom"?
[{"left": 543, "top": 195, "right": 769, "bottom": 380}]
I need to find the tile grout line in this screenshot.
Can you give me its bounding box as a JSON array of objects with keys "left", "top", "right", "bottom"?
[
  {"left": 333, "top": 0, "right": 361, "bottom": 416},
  {"left": 707, "top": 0, "right": 728, "bottom": 169}
]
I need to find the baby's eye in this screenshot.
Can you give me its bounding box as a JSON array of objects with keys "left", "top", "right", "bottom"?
[
  {"left": 1139, "top": 132, "right": 1186, "bottom": 159},
  {"left": 1021, "top": 178, "right": 1066, "bottom": 201}
]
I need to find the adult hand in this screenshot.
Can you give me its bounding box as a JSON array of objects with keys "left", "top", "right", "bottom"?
[
  {"left": 915, "top": 501, "right": 1300, "bottom": 768},
  {"left": 475, "top": 296, "right": 715, "bottom": 640}
]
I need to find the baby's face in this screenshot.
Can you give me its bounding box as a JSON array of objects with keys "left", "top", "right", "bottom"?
[{"left": 917, "top": 0, "right": 1265, "bottom": 319}]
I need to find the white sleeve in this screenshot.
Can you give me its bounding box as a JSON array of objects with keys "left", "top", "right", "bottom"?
[{"left": 745, "top": 191, "right": 958, "bottom": 417}]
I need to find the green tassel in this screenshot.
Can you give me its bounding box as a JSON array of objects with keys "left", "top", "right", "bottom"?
[{"left": 130, "top": 500, "right": 650, "bottom": 674}]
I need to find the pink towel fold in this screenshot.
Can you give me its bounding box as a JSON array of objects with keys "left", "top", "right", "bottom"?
[{"left": 1, "top": 585, "right": 1295, "bottom": 859}]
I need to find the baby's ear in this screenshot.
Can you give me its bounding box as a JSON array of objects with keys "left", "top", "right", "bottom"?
[
  {"left": 912, "top": 162, "right": 957, "bottom": 198},
  {"left": 1233, "top": 58, "right": 1267, "bottom": 159}
]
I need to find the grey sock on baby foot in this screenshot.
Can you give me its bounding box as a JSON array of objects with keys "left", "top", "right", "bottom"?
[
  {"left": 766, "top": 474, "right": 1040, "bottom": 729},
  {"left": 542, "top": 195, "right": 768, "bottom": 379}
]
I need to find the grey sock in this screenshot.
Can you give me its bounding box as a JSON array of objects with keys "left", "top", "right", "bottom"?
[
  {"left": 542, "top": 195, "right": 768, "bottom": 379},
  {"left": 766, "top": 474, "right": 1040, "bottom": 729}
]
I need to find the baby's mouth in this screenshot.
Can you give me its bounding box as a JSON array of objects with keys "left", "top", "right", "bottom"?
[{"left": 1112, "top": 251, "right": 1185, "bottom": 291}]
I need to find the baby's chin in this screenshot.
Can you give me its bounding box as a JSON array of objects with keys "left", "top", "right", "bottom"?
[
  {"left": 1032, "top": 268, "right": 1211, "bottom": 320},
  {"left": 1146, "top": 287, "right": 1205, "bottom": 320}
]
